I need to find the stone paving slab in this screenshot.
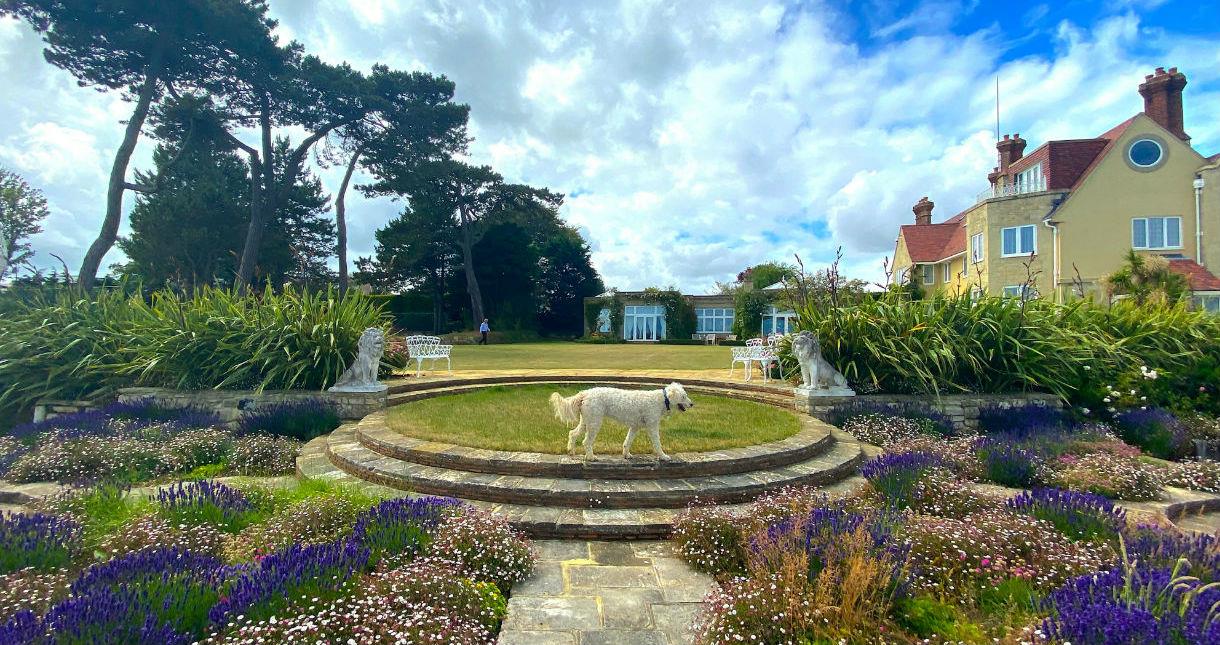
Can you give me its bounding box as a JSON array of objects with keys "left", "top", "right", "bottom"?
[{"left": 499, "top": 540, "right": 714, "bottom": 645}]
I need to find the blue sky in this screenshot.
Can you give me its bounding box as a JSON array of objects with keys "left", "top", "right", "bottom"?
[{"left": 0, "top": 0, "right": 1218, "bottom": 290}]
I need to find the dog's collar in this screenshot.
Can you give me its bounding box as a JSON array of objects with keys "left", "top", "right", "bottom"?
[{"left": 662, "top": 389, "right": 671, "bottom": 411}]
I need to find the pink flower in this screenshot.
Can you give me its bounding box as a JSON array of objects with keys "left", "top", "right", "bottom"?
[{"left": 980, "top": 557, "right": 991, "bottom": 567}]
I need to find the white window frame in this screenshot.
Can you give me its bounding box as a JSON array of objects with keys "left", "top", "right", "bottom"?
[
  {"left": 1000, "top": 225, "right": 1037, "bottom": 258},
  {"left": 943, "top": 262, "right": 951, "bottom": 282},
  {"left": 1131, "top": 216, "right": 1182, "bottom": 250},
  {"left": 1128, "top": 139, "right": 1164, "bottom": 168},
  {"left": 695, "top": 307, "right": 734, "bottom": 334},
  {"left": 1014, "top": 163, "right": 1045, "bottom": 193},
  {"left": 1193, "top": 293, "right": 1220, "bottom": 314},
  {"left": 970, "top": 233, "right": 984, "bottom": 264},
  {"left": 922, "top": 264, "right": 935, "bottom": 285}
]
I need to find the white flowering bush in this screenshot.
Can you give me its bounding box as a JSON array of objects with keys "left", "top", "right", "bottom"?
[
  {"left": 1163, "top": 458, "right": 1220, "bottom": 493},
  {"left": 225, "top": 435, "right": 302, "bottom": 476},
  {"left": 1052, "top": 452, "right": 1164, "bottom": 501},
  {"left": 422, "top": 508, "right": 535, "bottom": 593}
]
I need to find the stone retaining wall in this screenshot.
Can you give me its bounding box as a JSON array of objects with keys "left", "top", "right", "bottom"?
[
  {"left": 796, "top": 391, "right": 1063, "bottom": 431},
  {"left": 118, "top": 387, "right": 386, "bottom": 426}
]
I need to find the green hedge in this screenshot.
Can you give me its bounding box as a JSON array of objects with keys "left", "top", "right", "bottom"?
[{"left": 0, "top": 286, "right": 388, "bottom": 420}]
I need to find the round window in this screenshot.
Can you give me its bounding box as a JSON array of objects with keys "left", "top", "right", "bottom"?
[{"left": 1128, "top": 138, "right": 1164, "bottom": 168}]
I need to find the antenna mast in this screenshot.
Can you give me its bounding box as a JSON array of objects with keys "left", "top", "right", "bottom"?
[{"left": 995, "top": 75, "right": 1000, "bottom": 141}]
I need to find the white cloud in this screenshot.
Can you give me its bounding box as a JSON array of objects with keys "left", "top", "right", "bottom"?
[{"left": 0, "top": 2, "right": 1216, "bottom": 293}]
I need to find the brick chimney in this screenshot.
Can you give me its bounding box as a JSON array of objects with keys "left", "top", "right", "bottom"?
[
  {"left": 1139, "top": 67, "right": 1189, "bottom": 141},
  {"left": 912, "top": 196, "right": 934, "bottom": 225},
  {"left": 996, "top": 133, "right": 1026, "bottom": 173}
]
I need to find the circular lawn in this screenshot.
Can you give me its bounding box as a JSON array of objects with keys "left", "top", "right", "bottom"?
[{"left": 385, "top": 384, "right": 801, "bottom": 455}]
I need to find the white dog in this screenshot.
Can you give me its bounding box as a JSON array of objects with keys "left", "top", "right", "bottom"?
[{"left": 550, "top": 382, "right": 694, "bottom": 461}]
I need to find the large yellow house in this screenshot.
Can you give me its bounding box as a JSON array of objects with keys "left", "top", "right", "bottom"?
[{"left": 893, "top": 67, "right": 1220, "bottom": 310}]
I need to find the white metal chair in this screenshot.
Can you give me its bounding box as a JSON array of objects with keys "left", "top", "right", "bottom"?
[
  {"left": 728, "top": 346, "right": 755, "bottom": 379},
  {"left": 405, "top": 335, "right": 453, "bottom": 376}
]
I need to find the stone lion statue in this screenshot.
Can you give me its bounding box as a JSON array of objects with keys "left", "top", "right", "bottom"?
[
  {"left": 329, "top": 327, "right": 386, "bottom": 392},
  {"left": 791, "top": 330, "right": 848, "bottom": 390}
]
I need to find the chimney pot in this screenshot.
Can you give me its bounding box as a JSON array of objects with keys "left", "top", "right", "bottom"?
[
  {"left": 912, "top": 196, "right": 935, "bottom": 226},
  {"left": 996, "top": 133, "right": 1027, "bottom": 174},
  {"left": 1156, "top": 66, "right": 1166, "bottom": 74}
]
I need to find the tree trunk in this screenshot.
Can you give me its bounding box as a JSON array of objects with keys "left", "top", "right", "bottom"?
[
  {"left": 458, "top": 206, "right": 484, "bottom": 325},
  {"left": 78, "top": 48, "right": 164, "bottom": 289},
  {"left": 235, "top": 95, "right": 275, "bottom": 292},
  {"left": 334, "top": 145, "right": 365, "bottom": 296}
]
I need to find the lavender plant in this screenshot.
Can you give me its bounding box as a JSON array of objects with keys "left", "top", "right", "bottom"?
[
  {"left": 1007, "top": 488, "right": 1127, "bottom": 542},
  {"left": 0, "top": 512, "right": 81, "bottom": 573},
  {"left": 859, "top": 451, "right": 944, "bottom": 507},
  {"left": 1114, "top": 407, "right": 1191, "bottom": 460},
  {"left": 207, "top": 537, "right": 370, "bottom": 626},
  {"left": 977, "top": 403, "right": 1069, "bottom": 438},
  {"left": 351, "top": 496, "right": 462, "bottom": 570},
  {"left": 975, "top": 440, "right": 1041, "bottom": 488},
  {"left": 236, "top": 398, "right": 341, "bottom": 441},
  {"left": 155, "top": 480, "right": 258, "bottom": 533}
]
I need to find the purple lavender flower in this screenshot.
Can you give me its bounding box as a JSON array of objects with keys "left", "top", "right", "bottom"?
[
  {"left": 236, "top": 398, "right": 341, "bottom": 441},
  {"left": 1114, "top": 407, "right": 1191, "bottom": 460},
  {"left": 860, "top": 451, "right": 944, "bottom": 507},
  {"left": 975, "top": 439, "right": 1039, "bottom": 487},
  {"left": 0, "top": 511, "right": 81, "bottom": 573},
  {"left": 352, "top": 496, "right": 463, "bottom": 567},
  {"left": 40, "top": 585, "right": 195, "bottom": 645},
  {"left": 208, "top": 537, "right": 370, "bottom": 626},
  {"left": 977, "top": 403, "right": 1068, "bottom": 438},
  {"left": 1123, "top": 525, "right": 1220, "bottom": 582},
  {"left": 155, "top": 480, "right": 255, "bottom": 532},
  {"left": 1008, "top": 488, "right": 1126, "bottom": 542}
]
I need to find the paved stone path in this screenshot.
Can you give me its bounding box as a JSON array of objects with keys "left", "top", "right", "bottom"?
[{"left": 498, "top": 540, "right": 714, "bottom": 645}]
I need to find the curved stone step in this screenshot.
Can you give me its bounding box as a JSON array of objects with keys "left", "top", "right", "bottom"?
[
  {"left": 297, "top": 434, "right": 867, "bottom": 539},
  {"left": 386, "top": 379, "right": 794, "bottom": 409},
  {"left": 386, "top": 373, "right": 792, "bottom": 397},
  {"left": 324, "top": 425, "right": 864, "bottom": 509},
  {"left": 354, "top": 410, "right": 835, "bottom": 479}
]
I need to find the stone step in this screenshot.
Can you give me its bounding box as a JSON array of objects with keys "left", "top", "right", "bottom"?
[
  {"left": 324, "top": 425, "right": 864, "bottom": 509},
  {"left": 297, "top": 435, "right": 867, "bottom": 539},
  {"left": 386, "top": 373, "right": 791, "bottom": 397},
  {"left": 354, "top": 411, "right": 835, "bottom": 479},
  {"left": 386, "top": 379, "right": 794, "bottom": 409}
]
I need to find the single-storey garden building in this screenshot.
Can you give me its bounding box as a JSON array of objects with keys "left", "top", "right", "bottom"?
[{"left": 583, "top": 286, "right": 798, "bottom": 341}]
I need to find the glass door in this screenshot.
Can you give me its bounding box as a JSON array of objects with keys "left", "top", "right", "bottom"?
[{"left": 623, "top": 306, "right": 665, "bottom": 341}]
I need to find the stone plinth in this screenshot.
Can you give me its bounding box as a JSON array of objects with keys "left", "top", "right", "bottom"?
[{"left": 117, "top": 387, "right": 386, "bottom": 426}]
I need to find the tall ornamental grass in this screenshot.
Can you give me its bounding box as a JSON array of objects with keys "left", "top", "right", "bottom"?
[
  {"left": 0, "top": 286, "right": 387, "bottom": 420},
  {"left": 793, "top": 293, "right": 1220, "bottom": 400}
]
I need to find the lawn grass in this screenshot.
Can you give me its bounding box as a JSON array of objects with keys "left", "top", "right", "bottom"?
[
  {"left": 385, "top": 384, "right": 800, "bottom": 454},
  {"left": 441, "top": 342, "right": 732, "bottom": 371}
]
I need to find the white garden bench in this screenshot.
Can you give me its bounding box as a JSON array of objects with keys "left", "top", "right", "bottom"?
[
  {"left": 405, "top": 335, "right": 453, "bottom": 376},
  {"left": 728, "top": 337, "right": 782, "bottom": 382}
]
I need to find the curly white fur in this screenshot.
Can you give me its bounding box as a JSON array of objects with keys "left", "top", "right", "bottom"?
[{"left": 550, "top": 382, "right": 694, "bottom": 460}]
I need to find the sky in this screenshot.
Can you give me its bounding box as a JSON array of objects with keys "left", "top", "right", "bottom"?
[{"left": 1, "top": 0, "right": 1218, "bottom": 292}]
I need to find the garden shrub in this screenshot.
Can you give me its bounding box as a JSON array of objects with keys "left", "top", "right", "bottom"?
[
  {"left": 208, "top": 537, "right": 370, "bottom": 626},
  {"left": 2, "top": 590, "right": 196, "bottom": 645},
  {"left": 673, "top": 506, "right": 749, "bottom": 578},
  {"left": 0, "top": 286, "right": 388, "bottom": 421},
  {"left": 903, "top": 511, "right": 1112, "bottom": 598},
  {"left": 860, "top": 451, "right": 945, "bottom": 507},
  {"left": 0, "top": 512, "right": 81, "bottom": 573},
  {"left": 976, "top": 440, "right": 1042, "bottom": 488},
  {"left": 1113, "top": 407, "right": 1192, "bottom": 460},
  {"left": 0, "top": 567, "right": 71, "bottom": 623},
  {"left": 97, "top": 514, "right": 227, "bottom": 560},
  {"left": 829, "top": 400, "right": 955, "bottom": 438},
  {"left": 977, "top": 403, "right": 1069, "bottom": 437},
  {"left": 1053, "top": 452, "right": 1165, "bottom": 500},
  {"left": 207, "top": 563, "right": 499, "bottom": 645},
  {"left": 423, "top": 508, "right": 534, "bottom": 594},
  {"left": 901, "top": 469, "right": 994, "bottom": 518},
  {"left": 236, "top": 398, "right": 341, "bottom": 441},
  {"left": 1163, "top": 458, "right": 1220, "bottom": 493},
  {"left": 1043, "top": 559, "right": 1220, "bottom": 643},
  {"left": 1006, "top": 488, "right": 1127, "bottom": 542},
  {"left": 225, "top": 435, "right": 301, "bottom": 476},
  {"left": 155, "top": 481, "right": 260, "bottom": 534},
  {"left": 224, "top": 492, "right": 378, "bottom": 562},
  {"left": 352, "top": 496, "right": 462, "bottom": 570}
]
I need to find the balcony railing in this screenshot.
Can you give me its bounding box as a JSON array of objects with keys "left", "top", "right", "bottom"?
[{"left": 976, "top": 180, "right": 1047, "bottom": 203}]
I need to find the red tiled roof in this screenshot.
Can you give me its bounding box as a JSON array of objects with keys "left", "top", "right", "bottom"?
[
  {"left": 1069, "top": 116, "right": 1137, "bottom": 190},
  {"left": 1168, "top": 259, "right": 1220, "bottom": 291},
  {"left": 1208, "top": 152, "right": 1220, "bottom": 163},
  {"left": 998, "top": 116, "right": 1138, "bottom": 194},
  {"left": 899, "top": 222, "right": 966, "bottom": 263}
]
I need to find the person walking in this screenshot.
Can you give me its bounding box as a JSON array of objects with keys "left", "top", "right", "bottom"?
[{"left": 478, "top": 318, "right": 490, "bottom": 345}]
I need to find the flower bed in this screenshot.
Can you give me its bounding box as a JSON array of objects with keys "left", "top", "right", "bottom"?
[
  {"left": 0, "top": 400, "right": 316, "bottom": 485},
  {"left": 0, "top": 479, "right": 533, "bottom": 644},
  {"left": 675, "top": 451, "right": 1220, "bottom": 644}
]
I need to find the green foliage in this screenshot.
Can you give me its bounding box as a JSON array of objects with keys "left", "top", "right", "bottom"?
[
  {"left": 795, "top": 291, "right": 1220, "bottom": 401},
  {"left": 0, "top": 166, "right": 50, "bottom": 278},
  {"left": 732, "top": 288, "right": 771, "bottom": 339},
  {"left": 738, "top": 262, "right": 794, "bottom": 289},
  {"left": 892, "top": 596, "right": 984, "bottom": 640},
  {"left": 639, "top": 287, "right": 696, "bottom": 340},
  {"left": 1103, "top": 250, "right": 1189, "bottom": 306},
  {"left": 0, "top": 286, "right": 387, "bottom": 420}
]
